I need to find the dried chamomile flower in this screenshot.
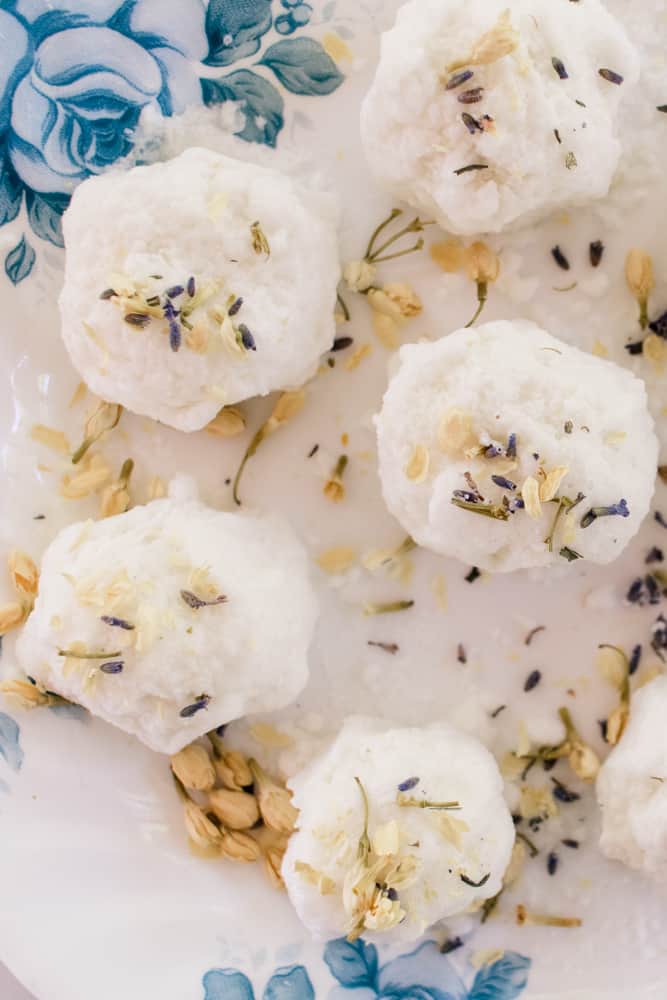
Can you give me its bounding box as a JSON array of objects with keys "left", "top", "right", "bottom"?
[
  {"left": 72, "top": 400, "right": 123, "bottom": 465},
  {"left": 249, "top": 758, "right": 298, "bottom": 835},
  {"left": 208, "top": 788, "right": 260, "bottom": 830},
  {"left": 205, "top": 407, "right": 246, "bottom": 438},
  {"left": 233, "top": 390, "right": 306, "bottom": 505},
  {"left": 170, "top": 744, "right": 216, "bottom": 792},
  {"left": 625, "top": 249, "right": 654, "bottom": 330}
]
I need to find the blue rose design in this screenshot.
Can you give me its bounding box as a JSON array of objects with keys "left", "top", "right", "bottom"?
[{"left": 202, "top": 963, "right": 314, "bottom": 1000}]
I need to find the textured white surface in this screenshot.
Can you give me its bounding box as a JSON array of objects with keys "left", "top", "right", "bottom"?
[
  {"left": 376, "top": 321, "right": 657, "bottom": 571},
  {"left": 361, "top": 0, "right": 639, "bottom": 234},
  {"left": 15, "top": 496, "right": 318, "bottom": 754},
  {"left": 59, "top": 147, "right": 340, "bottom": 431}
]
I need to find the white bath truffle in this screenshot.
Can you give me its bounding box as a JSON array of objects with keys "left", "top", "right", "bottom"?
[
  {"left": 597, "top": 676, "right": 667, "bottom": 880},
  {"left": 282, "top": 717, "right": 514, "bottom": 943},
  {"left": 59, "top": 147, "right": 340, "bottom": 431},
  {"left": 15, "top": 500, "right": 317, "bottom": 754},
  {"left": 361, "top": 0, "right": 639, "bottom": 235},
  {"left": 376, "top": 320, "right": 657, "bottom": 573}
]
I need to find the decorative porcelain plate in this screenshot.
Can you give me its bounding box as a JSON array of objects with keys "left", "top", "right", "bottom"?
[{"left": 0, "top": 1, "right": 666, "bottom": 998}]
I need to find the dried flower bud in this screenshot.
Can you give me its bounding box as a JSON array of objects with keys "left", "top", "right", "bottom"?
[
  {"left": 8, "top": 550, "right": 39, "bottom": 600},
  {"left": 206, "top": 407, "right": 246, "bottom": 438},
  {"left": 264, "top": 837, "right": 290, "bottom": 890},
  {"left": 170, "top": 744, "right": 216, "bottom": 792},
  {"left": 183, "top": 799, "right": 223, "bottom": 850},
  {"left": 0, "top": 602, "right": 26, "bottom": 636},
  {"left": 208, "top": 787, "right": 260, "bottom": 830},
  {"left": 61, "top": 453, "right": 112, "bottom": 499},
  {"left": 343, "top": 259, "right": 377, "bottom": 293},
  {"left": 568, "top": 741, "right": 600, "bottom": 782},
  {"left": 464, "top": 242, "right": 500, "bottom": 285},
  {"left": 324, "top": 454, "right": 348, "bottom": 504},
  {"left": 268, "top": 390, "right": 306, "bottom": 431},
  {"left": 221, "top": 749, "right": 253, "bottom": 789},
  {"left": 521, "top": 477, "right": 542, "bottom": 520},
  {"left": 371, "top": 310, "right": 400, "bottom": 350},
  {"left": 430, "top": 239, "right": 465, "bottom": 273},
  {"left": 220, "top": 829, "right": 262, "bottom": 863},
  {"left": 606, "top": 703, "right": 629, "bottom": 746},
  {"left": 147, "top": 476, "right": 167, "bottom": 501},
  {"left": 249, "top": 758, "right": 299, "bottom": 835},
  {"left": 72, "top": 400, "right": 123, "bottom": 465},
  {"left": 367, "top": 287, "right": 402, "bottom": 320},
  {"left": 625, "top": 249, "right": 654, "bottom": 329},
  {"left": 100, "top": 458, "right": 133, "bottom": 519},
  {"left": 0, "top": 678, "right": 52, "bottom": 710}
]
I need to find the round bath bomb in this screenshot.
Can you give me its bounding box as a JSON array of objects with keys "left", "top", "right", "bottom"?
[
  {"left": 282, "top": 716, "right": 514, "bottom": 943},
  {"left": 361, "top": 0, "right": 639, "bottom": 235},
  {"left": 597, "top": 675, "right": 667, "bottom": 880},
  {"left": 376, "top": 320, "right": 657, "bottom": 572},
  {"left": 15, "top": 499, "right": 318, "bottom": 754},
  {"left": 59, "top": 147, "right": 340, "bottom": 431}
]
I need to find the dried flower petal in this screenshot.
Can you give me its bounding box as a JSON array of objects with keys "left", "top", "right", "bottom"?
[
  {"left": 538, "top": 466, "right": 569, "bottom": 503},
  {"left": 8, "top": 550, "right": 39, "bottom": 599},
  {"left": 625, "top": 249, "right": 654, "bottom": 328},
  {"left": 295, "top": 860, "right": 336, "bottom": 894},
  {"left": 170, "top": 744, "right": 216, "bottom": 792},
  {"left": 213, "top": 747, "right": 253, "bottom": 791},
  {"left": 206, "top": 407, "right": 246, "bottom": 438},
  {"left": 317, "top": 546, "right": 357, "bottom": 575},
  {"left": 61, "top": 453, "right": 112, "bottom": 499},
  {"left": 464, "top": 242, "right": 500, "bottom": 284},
  {"left": 405, "top": 444, "right": 430, "bottom": 483},
  {"left": 72, "top": 401, "right": 122, "bottom": 465},
  {"left": 249, "top": 758, "right": 298, "bottom": 835},
  {"left": 30, "top": 424, "right": 70, "bottom": 454},
  {"left": 449, "top": 9, "right": 518, "bottom": 71},
  {"left": 430, "top": 239, "right": 465, "bottom": 273},
  {"left": 208, "top": 788, "right": 260, "bottom": 830},
  {"left": 183, "top": 799, "right": 222, "bottom": 850},
  {"left": 345, "top": 343, "right": 372, "bottom": 371},
  {"left": 0, "top": 678, "right": 54, "bottom": 709},
  {"left": 264, "top": 840, "right": 288, "bottom": 890},
  {"left": 0, "top": 602, "right": 27, "bottom": 635},
  {"left": 521, "top": 477, "right": 542, "bottom": 520},
  {"left": 437, "top": 409, "right": 478, "bottom": 457}
]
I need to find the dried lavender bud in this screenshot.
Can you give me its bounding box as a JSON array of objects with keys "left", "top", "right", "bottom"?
[
  {"left": 99, "top": 660, "right": 124, "bottom": 674},
  {"left": 187, "top": 276, "right": 196, "bottom": 297},
  {"left": 551, "top": 777, "right": 580, "bottom": 803},
  {"left": 238, "top": 324, "right": 257, "bottom": 351},
  {"left": 506, "top": 433, "right": 517, "bottom": 458},
  {"left": 397, "top": 776, "right": 419, "bottom": 792},
  {"left": 551, "top": 246, "right": 570, "bottom": 271},
  {"left": 180, "top": 590, "right": 228, "bottom": 610},
  {"left": 626, "top": 578, "right": 644, "bottom": 604},
  {"left": 552, "top": 57, "right": 568, "bottom": 79},
  {"left": 100, "top": 615, "right": 134, "bottom": 631},
  {"left": 492, "top": 475, "right": 516, "bottom": 491},
  {"left": 441, "top": 937, "right": 464, "bottom": 955},
  {"left": 589, "top": 241, "right": 604, "bottom": 267},
  {"left": 524, "top": 670, "right": 542, "bottom": 692},
  {"left": 462, "top": 112, "right": 483, "bottom": 134},
  {"left": 163, "top": 300, "right": 181, "bottom": 352},
  {"left": 580, "top": 499, "right": 629, "bottom": 528},
  {"left": 331, "top": 336, "right": 354, "bottom": 352},
  {"left": 547, "top": 852, "right": 559, "bottom": 875},
  {"left": 646, "top": 547, "right": 664, "bottom": 564},
  {"left": 228, "top": 297, "right": 243, "bottom": 317},
  {"left": 651, "top": 614, "right": 667, "bottom": 659},
  {"left": 99, "top": 287, "right": 116, "bottom": 300},
  {"left": 179, "top": 695, "right": 211, "bottom": 718},
  {"left": 599, "top": 68, "right": 624, "bottom": 85},
  {"left": 625, "top": 340, "right": 644, "bottom": 356},
  {"left": 554, "top": 128, "right": 562, "bottom": 144},
  {"left": 458, "top": 87, "right": 484, "bottom": 104},
  {"left": 165, "top": 285, "right": 184, "bottom": 299},
  {"left": 562, "top": 838, "right": 579, "bottom": 849},
  {"left": 629, "top": 644, "right": 642, "bottom": 675},
  {"left": 446, "top": 69, "right": 474, "bottom": 90},
  {"left": 649, "top": 311, "right": 667, "bottom": 339},
  {"left": 598, "top": 718, "right": 609, "bottom": 742},
  {"left": 124, "top": 313, "right": 151, "bottom": 327}
]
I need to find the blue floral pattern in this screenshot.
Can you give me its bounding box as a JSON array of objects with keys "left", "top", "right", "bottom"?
[
  {"left": 0, "top": 710, "right": 23, "bottom": 775},
  {"left": 202, "top": 939, "right": 531, "bottom": 1000},
  {"left": 0, "top": 0, "right": 345, "bottom": 283}
]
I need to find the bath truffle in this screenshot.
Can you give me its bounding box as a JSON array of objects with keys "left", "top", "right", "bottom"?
[
  {"left": 282, "top": 717, "right": 514, "bottom": 943},
  {"left": 59, "top": 147, "right": 340, "bottom": 431},
  {"left": 15, "top": 499, "right": 318, "bottom": 754},
  {"left": 375, "top": 320, "right": 657, "bottom": 572},
  {"left": 361, "top": 0, "right": 639, "bottom": 234},
  {"left": 597, "top": 676, "right": 667, "bottom": 879}
]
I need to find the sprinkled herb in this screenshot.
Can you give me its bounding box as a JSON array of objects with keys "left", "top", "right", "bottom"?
[
  {"left": 364, "top": 600, "right": 414, "bottom": 616},
  {"left": 228, "top": 297, "right": 244, "bottom": 317},
  {"left": 364, "top": 207, "right": 432, "bottom": 265},
  {"left": 552, "top": 57, "right": 568, "bottom": 79},
  {"left": 546, "top": 852, "right": 559, "bottom": 876},
  {"left": 446, "top": 69, "right": 474, "bottom": 90},
  {"left": 524, "top": 669, "right": 542, "bottom": 692},
  {"left": 656, "top": 511, "right": 667, "bottom": 530},
  {"left": 461, "top": 112, "right": 483, "bottom": 134},
  {"left": 441, "top": 937, "right": 464, "bottom": 955},
  {"left": 565, "top": 152, "right": 577, "bottom": 170},
  {"left": 651, "top": 614, "right": 667, "bottom": 659},
  {"left": 166, "top": 285, "right": 184, "bottom": 299},
  {"left": 658, "top": 105, "right": 667, "bottom": 113},
  {"left": 560, "top": 546, "right": 582, "bottom": 562},
  {"left": 647, "top": 547, "right": 664, "bottom": 564},
  {"left": 33, "top": 514, "right": 45, "bottom": 520},
  {"left": 551, "top": 246, "right": 570, "bottom": 271},
  {"left": 562, "top": 838, "right": 579, "bottom": 849},
  {"left": 629, "top": 644, "right": 642, "bottom": 675},
  {"left": 598, "top": 718, "right": 608, "bottom": 742},
  {"left": 625, "top": 340, "right": 644, "bottom": 355},
  {"left": 589, "top": 241, "right": 604, "bottom": 267},
  {"left": 398, "top": 796, "right": 461, "bottom": 811},
  {"left": 564, "top": 420, "right": 574, "bottom": 434},
  {"left": 581, "top": 499, "right": 629, "bottom": 528},
  {"left": 491, "top": 475, "right": 516, "bottom": 491},
  {"left": 599, "top": 68, "right": 623, "bottom": 85},
  {"left": 186, "top": 276, "right": 196, "bottom": 297},
  {"left": 354, "top": 776, "right": 371, "bottom": 861},
  {"left": 481, "top": 893, "right": 501, "bottom": 923},
  {"left": 179, "top": 694, "right": 211, "bottom": 718},
  {"left": 454, "top": 163, "right": 489, "bottom": 176},
  {"left": 457, "top": 643, "right": 467, "bottom": 664},
  {"left": 163, "top": 299, "right": 181, "bottom": 352},
  {"left": 490, "top": 705, "right": 506, "bottom": 719},
  {"left": 307, "top": 444, "right": 319, "bottom": 458},
  {"left": 367, "top": 640, "right": 399, "bottom": 655},
  {"left": 575, "top": 99, "right": 586, "bottom": 108},
  {"left": 180, "top": 590, "right": 228, "bottom": 610},
  {"left": 251, "top": 221, "right": 271, "bottom": 256},
  {"left": 99, "top": 660, "right": 124, "bottom": 675},
  {"left": 458, "top": 87, "right": 484, "bottom": 104},
  {"left": 124, "top": 313, "right": 151, "bottom": 327},
  {"left": 58, "top": 648, "right": 121, "bottom": 659},
  {"left": 551, "top": 777, "right": 580, "bottom": 803},
  {"left": 460, "top": 872, "right": 490, "bottom": 888},
  {"left": 516, "top": 831, "right": 539, "bottom": 857},
  {"left": 397, "top": 776, "right": 420, "bottom": 792},
  {"left": 100, "top": 615, "right": 135, "bottom": 631},
  {"left": 507, "top": 433, "right": 517, "bottom": 458},
  {"left": 554, "top": 128, "right": 562, "bottom": 144},
  {"left": 99, "top": 287, "right": 116, "bottom": 300},
  {"left": 452, "top": 497, "right": 509, "bottom": 520},
  {"left": 465, "top": 566, "right": 481, "bottom": 583},
  {"left": 237, "top": 324, "right": 257, "bottom": 352},
  {"left": 516, "top": 905, "right": 582, "bottom": 928},
  {"left": 145, "top": 295, "right": 160, "bottom": 307},
  {"left": 331, "top": 336, "right": 353, "bottom": 352},
  {"left": 335, "top": 292, "right": 350, "bottom": 322}
]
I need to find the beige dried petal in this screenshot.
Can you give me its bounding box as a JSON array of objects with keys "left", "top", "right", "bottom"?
[
  {"left": 595, "top": 646, "right": 627, "bottom": 691},
  {"left": 437, "top": 409, "right": 478, "bottom": 457},
  {"left": 464, "top": 242, "right": 500, "bottom": 284},
  {"left": 625, "top": 249, "right": 654, "bottom": 304},
  {"left": 431, "top": 574, "right": 448, "bottom": 612},
  {"left": 519, "top": 785, "right": 558, "bottom": 821},
  {"left": 0, "top": 678, "right": 52, "bottom": 710},
  {"left": 206, "top": 407, "right": 246, "bottom": 438},
  {"left": 538, "top": 466, "right": 569, "bottom": 503},
  {"left": 383, "top": 283, "right": 422, "bottom": 318},
  {"left": 504, "top": 840, "right": 527, "bottom": 887},
  {"left": 568, "top": 741, "right": 600, "bottom": 782},
  {"left": 184, "top": 323, "right": 210, "bottom": 354},
  {"left": 0, "top": 602, "right": 26, "bottom": 636},
  {"left": 183, "top": 799, "right": 222, "bottom": 850},
  {"left": 317, "top": 546, "right": 357, "bottom": 575},
  {"left": 269, "top": 390, "right": 306, "bottom": 429},
  {"left": 405, "top": 444, "right": 430, "bottom": 483},
  {"left": 147, "top": 476, "right": 167, "bottom": 501},
  {"left": 367, "top": 288, "right": 403, "bottom": 320},
  {"left": 324, "top": 478, "right": 346, "bottom": 503},
  {"left": 430, "top": 239, "right": 465, "bottom": 273},
  {"left": 606, "top": 704, "right": 629, "bottom": 746},
  {"left": 8, "top": 550, "right": 39, "bottom": 598},
  {"left": 500, "top": 752, "right": 525, "bottom": 781},
  {"left": 436, "top": 813, "right": 470, "bottom": 850},
  {"left": 250, "top": 758, "right": 299, "bottom": 835},
  {"left": 643, "top": 334, "right": 667, "bottom": 371},
  {"left": 212, "top": 747, "right": 254, "bottom": 791},
  {"left": 220, "top": 829, "right": 261, "bottom": 863},
  {"left": 295, "top": 860, "right": 336, "bottom": 895},
  {"left": 372, "top": 820, "right": 400, "bottom": 856},
  {"left": 449, "top": 9, "right": 518, "bottom": 71},
  {"left": 265, "top": 842, "right": 288, "bottom": 890},
  {"left": 170, "top": 744, "right": 216, "bottom": 792},
  {"left": 68, "top": 382, "right": 87, "bottom": 408},
  {"left": 208, "top": 788, "right": 260, "bottom": 830},
  {"left": 30, "top": 424, "right": 70, "bottom": 454},
  {"left": 345, "top": 343, "right": 372, "bottom": 371},
  {"left": 250, "top": 722, "right": 294, "bottom": 748},
  {"left": 100, "top": 483, "right": 131, "bottom": 518},
  {"left": 73, "top": 400, "right": 122, "bottom": 464},
  {"left": 372, "top": 310, "right": 400, "bottom": 350},
  {"left": 521, "top": 477, "right": 542, "bottom": 520},
  {"left": 61, "top": 453, "right": 112, "bottom": 499},
  {"left": 343, "top": 259, "right": 377, "bottom": 293}
]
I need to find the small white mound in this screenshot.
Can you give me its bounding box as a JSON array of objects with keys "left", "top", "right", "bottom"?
[
  {"left": 59, "top": 147, "right": 340, "bottom": 431},
  {"left": 375, "top": 320, "right": 657, "bottom": 572},
  {"left": 282, "top": 716, "right": 514, "bottom": 943},
  {"left": 15, "top": 499, "right": 318, "bottom": 754},
  {"left": 597, "top": 675, "right": 667, "bottom": 880},
  {"left": 361, "top": 0, "right": 639, "bottom": 234}
]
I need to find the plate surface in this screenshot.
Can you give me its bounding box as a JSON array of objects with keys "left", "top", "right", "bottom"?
[{"left": 0, "top": 2, "right": 667, "bottom": 998}]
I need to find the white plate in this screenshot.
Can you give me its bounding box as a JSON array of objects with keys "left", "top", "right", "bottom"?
[{"left": 1, "top": 2, "right": 666, "bottom": 998}]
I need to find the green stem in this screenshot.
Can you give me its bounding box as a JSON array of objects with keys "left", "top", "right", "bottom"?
[
  {"left": 371, "top": 239, "right": 425, "bottom": 265},
  {"left": 232, "top": 426, "right": 266, "bottom": 507},
  {"left": 354, "top": 776, "right": 371, "bottom": 861},
  {"left": 464, "top": 282, "right": 488, "bottom": 328},
  {"left": 336, "top": 291, "right": 350, "bottom": 322},
  {"left": 364, "top": 208, "right": 402, "bottom": 260}
]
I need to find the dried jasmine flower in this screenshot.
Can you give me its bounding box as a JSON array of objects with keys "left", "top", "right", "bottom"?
[
  {"left": 457, "top": 87, "right": 484, "bottom": 104},
  {"left": 367, "top": 640, "right": 399, "bottom": 655},
  {"left": 324, "top": 454, "right": 349, "bottom": 503},
  {"left": 100, "top": 457, "right": 134, "bottom": 519},
  {"left": 232, "top": 390, "right": 306, "bottom": 505},
  {"left": 180, "top": 590, "right": 227, "bottom": 610},
  {"left": 589, "top": 241, "right": 604, "bottom": 267},
  {"left": 171, "top": 744, "right": 216, "bottom": 792},
  {"left": 397, "top": 776, "right": 420, "bottom": 792},
  {"left": 460, "top": 872, "right": 490, "bottom": 888},
  {"left": 208, "top": 787, "right": 260, "bottom": 830},
  {"left": 206, "top": 407, "right": 246, "bottom": 438},
  {"left": 565, "top": 152, "right": 577, "bottom": 170},
  {"left": 625, "top": 249, "right": 654, "bottom": 330},
  {"left": 363, "top": 208, "right": 432, "bottom": 266},
  {"left": 524, "top": 670, "right": 542, "bottom": 692},
  {"left": 580, "top": 499, "right": 629, "bottom": 528},
  {"left": 71, "top": 400, "right": 123, "bottom": 465},
  {"left": 463, "top": 242, "right": 500, "bottom": 327},
  {"left": 0, "top": 677, "right": 71, "bottom": 710},
  {"left": 551, "top": 57, "right": 568, "bottom": 79},
  {"left": 331, "top": 336, "right": 354, "bottom": 352},
  {"left": 251, "top": 221, "right": 271, "bottom": 256},
  {"left": 551, "top": 246, "right": 570, "bottom": 271},
  {"left": 598, "top": 68, "right": 624, "bottom": 85},
  {"left": 453, "top": 163, "right": 489, "bottom": 176},
  {"left": 516, "top": 905, "right": 582, "bottom": 928},
  {"left": 100, "top": 615, "right": 134, "bottom": 631},
  {"left": 179, "top": 694, "right": 211, "bottom": 718},
  {"left": 465, "top": 566, "right": 481, "bottom": 583},
  {"left": 448, "top": 10, "right": 518, "bottom": 72},
  {"left": 363, "top": 600, "right": 414, "bottom": 616}
]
